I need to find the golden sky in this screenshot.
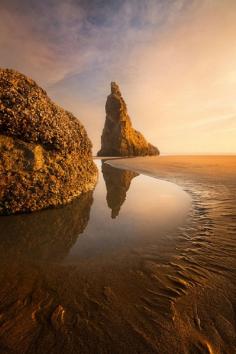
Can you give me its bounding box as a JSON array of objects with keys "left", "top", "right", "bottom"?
[{"left": 1, "top": 0, "right": 236, "bottom": 153}]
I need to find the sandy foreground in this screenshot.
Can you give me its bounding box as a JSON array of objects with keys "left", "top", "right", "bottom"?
[
  {"left": 0, "top": 155, "right": 235, "bottom": 354},
  {"left": 107, "top": 155, "right": 236, "bottom": 353}
]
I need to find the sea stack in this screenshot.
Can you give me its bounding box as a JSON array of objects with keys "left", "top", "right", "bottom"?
[
  {"left": 97, "top": 82, "right": 159, "bottom": 156},
  {"left": 0, "top": 68, "right": 97, "bottom": 215}
]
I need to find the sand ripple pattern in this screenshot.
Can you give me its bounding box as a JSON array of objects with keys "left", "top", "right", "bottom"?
[{"left": 135, "top": 163, "right": 236, "bottom": 354}]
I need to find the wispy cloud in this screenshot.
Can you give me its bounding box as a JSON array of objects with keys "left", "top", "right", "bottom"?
[
  {"left": 191, "top": 115, "right": 236, "bottom": 129},
  {"left": 1, "top": 0, "right": 236, "bottom": 153},
  {"left": 0, "top": 0, "right": 196, "bottom": 85}
]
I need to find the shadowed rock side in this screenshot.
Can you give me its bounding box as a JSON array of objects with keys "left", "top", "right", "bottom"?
[
  {"left": 102, "top": 161, "right": 138, "bottom": 218},
  {"left": 0, "top": 190, "right": 93, "bottom": 262},
  {"left": 97, "top": 82, "right": 159, "bottom": 156},
  {"left": 0, "top": 68, "right": 97, "bottom": 215}
]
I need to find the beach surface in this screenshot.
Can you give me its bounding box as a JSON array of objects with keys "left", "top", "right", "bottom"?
[
  {"left": 0, "top": 156, "right": 235, "bottom": 354},
  {"left": 107, "top": 155, "right": 236, "bottom": 353}
]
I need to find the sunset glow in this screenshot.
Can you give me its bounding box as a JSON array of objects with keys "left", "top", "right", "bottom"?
[{"left": 1, "top": 0, "right": 235, "bottom": 153}]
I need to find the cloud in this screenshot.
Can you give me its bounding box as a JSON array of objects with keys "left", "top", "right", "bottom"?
[
  {"left": 0, "top": 0, "right": 194, "bottom": 85},
  {"left": 0, "top": 0, "right": 236, "bottom": 153},
  {"left": 0, "top": 0, "right": 97, "bottom": 84}
]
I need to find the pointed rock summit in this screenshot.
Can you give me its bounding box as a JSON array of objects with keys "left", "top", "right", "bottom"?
[{"left": 97, "top": 82, "right": 159, "bottom": 156}]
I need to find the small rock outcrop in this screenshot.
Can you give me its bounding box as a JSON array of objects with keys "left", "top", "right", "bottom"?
[
  {"left": 0, "top": 68, "right": 97, "bottom": 215},
  {"left": 97, "top": 82, "right": 159, "bottom": 156}
]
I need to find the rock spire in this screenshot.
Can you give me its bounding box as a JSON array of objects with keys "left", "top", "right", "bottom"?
[{"left": 97, "top": 82, "right": 159, "bottom": 156}]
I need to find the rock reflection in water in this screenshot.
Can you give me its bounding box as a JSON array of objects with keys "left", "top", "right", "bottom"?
[
  {"left": 0, "top": 191, "right": 93, "bottom": 262},
  {"left": 102, "top": 161, "right": 138, "bottom": 218}
]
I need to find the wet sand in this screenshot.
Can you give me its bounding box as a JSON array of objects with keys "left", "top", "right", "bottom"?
[
  {"left": 108, "top": 155, "right": 236, "bottom": 354},
  {"left": 0, "top": 156, "right": 235, "bottom": 354}
]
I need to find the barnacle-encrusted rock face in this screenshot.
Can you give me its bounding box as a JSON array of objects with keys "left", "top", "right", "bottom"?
[
  {"left": 97, "top": 82, "right": 159, "bottom": 157},
  {"left": 0, "top": 68, "right": 97, "bottom": 215}
]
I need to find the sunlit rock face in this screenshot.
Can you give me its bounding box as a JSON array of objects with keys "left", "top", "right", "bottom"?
[
  {"left": 102, "top": 161, "right": 138, "bottom": 218},
  {"left": 0, "top": 68, "right": 97, "bottom": 215},
  {"left": 97, "top": 82, "right": 159, "bottom": 156}
]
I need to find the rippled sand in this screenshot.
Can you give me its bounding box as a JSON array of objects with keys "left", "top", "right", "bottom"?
[
  {"left": 108, "top": 156, "right": 236, "bottom": 354},
  {"left": 0, "top": 156, "right": 235, "bottom": 354}
]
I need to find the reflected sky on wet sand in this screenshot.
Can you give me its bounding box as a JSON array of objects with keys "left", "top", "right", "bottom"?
[
  {"left": 0, "top": 160, "right": 191, "bottom": 264},
  {"left": 66, "top": 160, "right": 191, "bottom": 262}
]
